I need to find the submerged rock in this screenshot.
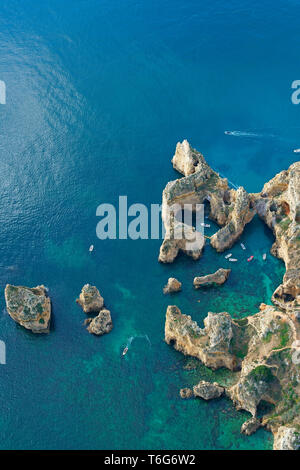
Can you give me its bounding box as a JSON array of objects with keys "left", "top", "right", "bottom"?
[
  {"left": 193, "top": 381, "right": 224, "bottom": 400},
  {"left": 76, "top": 284, "right": 104, "bottom": 313},
  {"left": 179, "top": 388, "right": 193, "bottom": 399},
  {"left": 193, "top": 268, "right": 231, "bottom": 288},
  {"left": 4, "top": 284, "right": 51, "bottom": 333},
  {"left": 163, "top": 277, "right": 182, "bottom": 294},
  {"left": 86, "top": 309, "right": 113, "bottom": 336}
]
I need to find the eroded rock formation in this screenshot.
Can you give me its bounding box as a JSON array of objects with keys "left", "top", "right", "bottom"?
[
  {"left": 193, "top": 268, "right": 230, "bottom": 288},
  {"left": 165, "top": 305, "right": 238, "bottom": 370},
  {"left": 253, "top": 162, "right": 300, "bottom": 312},
  {"left": 159, "top": 140, "right": 255, "bottom": 263},
  {"left": 179, "top": 381, "right": 224, "bottom": 400},
  {"left": 162, "top": 142, "right": 300, "bottom": 449},
  {"left": 86, "top": 309, "right": 113, "bottom": 336},
  {"left": 241, "top": 418, "right": 261, "bottom": 436},
  {"left": 163, "top": 277, "right": 182, "bottom": 294},
  {"left": 165, "top": 302, "right": 300, "bottom": 449},
  {"left": 5, "top": 284, "right": 51, "bottom": 333},
  {"left": 76, "top": 284, "right": 104, "bottom": 313},
  {"left": 77, "top": 284, "right": 113, "bottom": 336},
  {"left": 193, "top": 380, "right": 224, "bottom": 400}
]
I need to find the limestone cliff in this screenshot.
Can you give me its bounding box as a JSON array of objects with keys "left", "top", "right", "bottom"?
[
  {"left": 165, "top": 301, "right": 300, "bottom": 449},
  {"left": 253, "top": 162, "right": 300, "bottom": 312}
]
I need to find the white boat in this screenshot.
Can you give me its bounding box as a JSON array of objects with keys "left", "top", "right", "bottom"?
[
  {"left": 293, "top": 149, "right": 300, "bottom": 153},
  {"left": 240, "top": 243, "right": 246, "bottom": 250},
  {"left": 225, "top": 253, "right": 232, "bottom": 259},
  {"left": 263, "top": 253, "right": 267, "bottom": 261},
  {"left": 89, "top": 245, "right": 94, "bottom": 252},
  {"left": 229, "top": 258, "right": 238, "bottom": 262},
  {"left": 200, "top": 223, "right": 211, "bottom": 228},
  {"left": 122, "top": 347, "right": 128, "bottom": 356}
]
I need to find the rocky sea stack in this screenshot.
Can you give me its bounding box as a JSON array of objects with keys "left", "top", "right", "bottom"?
[
  {"left": 5, "top": 284, "right": 51, "bottom": 333},
  {"left": 76, "top": 284, "right": 104, "bottom": 313},
  {"left": 77, "top": 284, "right": 113, "bottom": 336},
  {"left": 193, "top": 268, "right": 231, "bottom": 288},
  {"left": 86, "top": 309, "right": 113, "bottom": 336},
  {"left": 163, "top": 277, "right": 182, "bottom": 294}
]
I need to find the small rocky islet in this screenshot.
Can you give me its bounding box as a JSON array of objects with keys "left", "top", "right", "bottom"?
[
  {"left": 76, "top": 284, "right": 113, "bottom": 336},
  {"left": 163, "top": 277, "right": 182, "bottom": 294},
  {"left": 4, "top": 284, "right": 51, "bottom": 333},
  {"left": 161, "top": 140, "right": 300, "bottom": 450},
  {"left": 4, "top": 283, "right": 113, "bottom": 337},
  {"left": 193, "top": 268, "right": 231, "bottom": 288}
]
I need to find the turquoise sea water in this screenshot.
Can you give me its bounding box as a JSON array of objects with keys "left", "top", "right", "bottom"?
[{"left": 0, "top": 0, "right": 299, "bottom": 449}]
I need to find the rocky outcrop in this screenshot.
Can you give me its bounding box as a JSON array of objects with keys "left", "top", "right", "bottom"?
[
  {"left": 163, "top": 278, "right": 182, "bottom": 294},
  {"left": 179, "top": 388, "right": 193, "bottom": 399},
  {"left": 241, "top": 418, "right": 261, "bottom": 436},
  {"left": 86, "top": 309, "right": 113, "bottom": 336},
  {"left": 273, "top": 426, "right": 300, "bottom": 450},
  {"left": 193, "top": 268, "right": 230, "bottom": 288},
  {"left": 171, "top": 140, "right": 205, "bottom": 176},
  {"left": 253, "top": 162, "right": 300, "bottom": 312},
  {"left": 193, "top": 381, "right": 224, "bottom": 400},
  {"left": 210, "top": 187, "right": 254, "bottom": 252},
  {"left": 76, "top": 284, "right": 104, "bottom": 313},
  {"left": 77, "top": 284, "right": 113, "bottom": 336},
  {"left": 4, "top": 284, "right": 51, "bottom": 333},
  {"left": 179, "top": 381, "right": 224, "bottom": 400},
  {"left": 165, "top": 305, "right": 239, "bottom": 370},
  {"left": 159, "top": 140, "right": 255, "bottom": 263}
]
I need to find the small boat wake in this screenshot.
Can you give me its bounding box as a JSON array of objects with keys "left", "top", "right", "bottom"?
[
  {"left": 122, "top": 334, "right": 151, "bottom": 356},
  {"left": 224, "top": 130, "right": 267, "bottom": 138}
]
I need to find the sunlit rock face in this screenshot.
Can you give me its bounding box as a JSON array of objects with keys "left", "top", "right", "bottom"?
[{"left": 5, "top": 284, "right": 51, "bottom": 333}]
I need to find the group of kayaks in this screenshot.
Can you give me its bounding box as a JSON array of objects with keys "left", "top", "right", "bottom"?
[{"left": 224, "top": 243, "right": 267, "bottom": 263}]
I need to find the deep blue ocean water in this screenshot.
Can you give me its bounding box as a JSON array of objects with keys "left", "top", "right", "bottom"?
[{"left": 0, "top": 0, "right": 299, "bottom": 449}]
